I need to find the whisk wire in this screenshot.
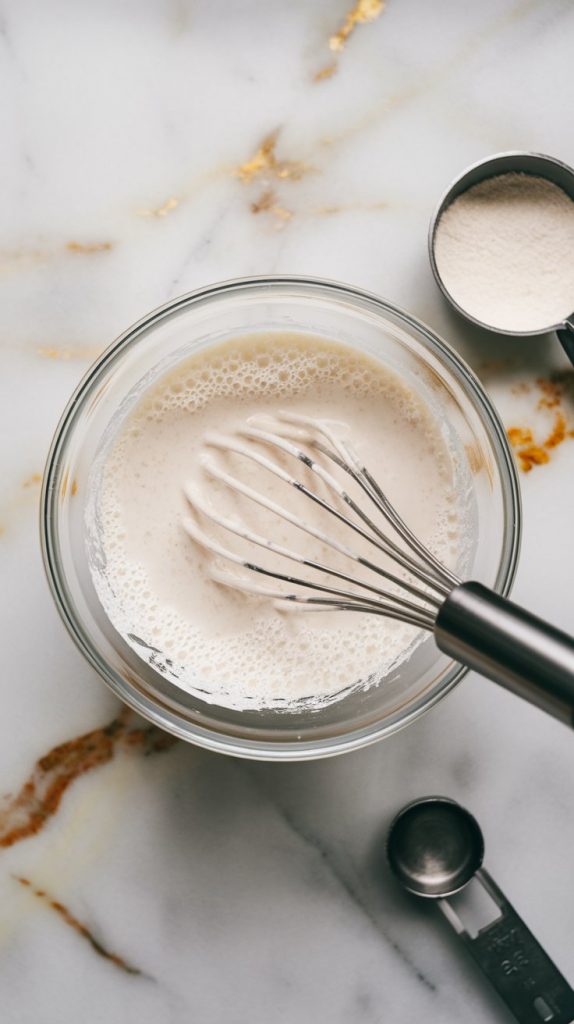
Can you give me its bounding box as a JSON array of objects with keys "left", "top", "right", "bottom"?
[
  {"left": 252, "top": 428, "right": 452, "bottom": 598},
  {"left": 207, "top": 427, "right": 450, "bottom": 598},
  {"left": 198, "top": 442, "right": 442, "bottom": 608},
  {"left": 184, "top": 486, "right": 438, "bottom": 618},
  {"left": 274, "top": 412, "right": 458, "bottom": 591},
  {"left": 209, "top": 566, "right": 436, "bottom": 630},
  {"left": 184, "top": 415, "right": 458, "bottom": 630}
]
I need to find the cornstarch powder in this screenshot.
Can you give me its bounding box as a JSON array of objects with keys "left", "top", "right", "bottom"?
[{"left": 434, "top": 173, "right": 574, "bottom": 332}]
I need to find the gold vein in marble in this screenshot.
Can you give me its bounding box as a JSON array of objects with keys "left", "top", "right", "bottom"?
[
  {"left": 0, "top": 250, "right": 49, "bottom": 272},
  {"left": 0, "top": 473, "right": 43, "bottom": 538},
  {"left": 313, "top": 63, "right": 338, "bottom": 82},
  {"left": 66, "top": 241, "right": 113, "bottom": 254},
  {"left": 22, "top": 473, "right": 42, "bottom": 489},
  {"left": 137, "top": 196, "right": 180, "bottom": 218},
  {"left": 14, "top": 877, "right": 143, "bottom": 976},
  {"left": 318, "top": 0, "right": 539, "bottom": 146},
  {"left": 37, "top": 344, "right": 103, "bottom": 362},
  {"left": 130, "top": 162, "right": 231, "bottom": 227},
  {"left": 0, "top": 242, "right": 112, "bottom": 273},
  {"left": 310, "top": 200, "right": 387, "bottom": 215},
  {"left": 235, "top": 130, "right": 311, "bottom": 184},
  {"left": 251, "top": 190, "right": 293, "bottom": 227},
  {"left": 271, "top": 205, "right": 293, "bottom": 222},
  {"left": 329, "top": 0, "right": 385, "bottom": 53}
]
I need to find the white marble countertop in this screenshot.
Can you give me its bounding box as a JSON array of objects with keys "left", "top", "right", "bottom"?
[{"left": 2, "top": 2, "right": 574, "bottom": 1021}]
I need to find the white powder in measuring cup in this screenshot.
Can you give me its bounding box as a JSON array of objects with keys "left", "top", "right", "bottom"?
[{"left": 434, "top": 173, "right": 574, "bottom": 332}]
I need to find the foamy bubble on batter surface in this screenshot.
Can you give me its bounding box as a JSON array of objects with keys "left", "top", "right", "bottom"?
[
  {"left": 88, "top": 333, "right": 471, "bottom": 710},
  {"left": 126, "top": 341, "right": 423, "bottom": 421}
]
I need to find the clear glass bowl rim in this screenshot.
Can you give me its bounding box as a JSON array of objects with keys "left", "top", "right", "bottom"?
[{"left": 40, "top": 275, "right": 521, "bottom": 760}]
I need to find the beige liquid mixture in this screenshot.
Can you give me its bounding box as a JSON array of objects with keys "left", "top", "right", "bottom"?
[{"left": 88, "top": 333, "right": 468, "bottom": 710}]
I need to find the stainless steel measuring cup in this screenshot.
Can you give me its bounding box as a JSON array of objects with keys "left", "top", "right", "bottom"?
[{"left": 429, "top": 152, "right": 574, "bottom": 366}]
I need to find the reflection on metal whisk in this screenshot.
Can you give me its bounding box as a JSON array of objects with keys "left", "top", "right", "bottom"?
[{"left": 183, "top": 413, "right": 574, "bottom": 728}]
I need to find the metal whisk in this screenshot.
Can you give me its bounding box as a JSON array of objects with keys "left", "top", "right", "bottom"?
[{"left": 184, "top": 413, "right": 574, "bottom": 727}]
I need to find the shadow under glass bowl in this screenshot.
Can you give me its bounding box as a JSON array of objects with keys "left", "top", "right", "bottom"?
[{"left": 41, "top": 276, "right": 521, "bottom": 760}]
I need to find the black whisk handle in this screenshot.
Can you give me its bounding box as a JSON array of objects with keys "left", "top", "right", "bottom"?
[{"left": 435, "top": 581, "right": 574, "bottom": 727}]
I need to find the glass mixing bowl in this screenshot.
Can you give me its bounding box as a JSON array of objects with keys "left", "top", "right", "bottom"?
[{"left": 41, "top": 277, "right": 520, "bottom": 760}]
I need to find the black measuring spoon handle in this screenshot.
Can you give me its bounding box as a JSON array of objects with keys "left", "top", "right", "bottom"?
[{"left": 439, "top": 868, "right": 574, "bottom": 1024}]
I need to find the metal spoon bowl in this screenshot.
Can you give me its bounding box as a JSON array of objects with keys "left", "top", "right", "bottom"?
[{"left": 387, "top": 796, "right": 484, "bottom": 898}]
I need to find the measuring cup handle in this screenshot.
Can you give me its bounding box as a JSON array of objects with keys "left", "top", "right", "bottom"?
[
  {"left": 556, "top": 318, "right": 574, "bottom": 367},
  {"left": 435, "top": 582, "right": 574, "bottom": 726},
  {"left": 439, "top": 869, "right": 574, "bottom": 1024}
]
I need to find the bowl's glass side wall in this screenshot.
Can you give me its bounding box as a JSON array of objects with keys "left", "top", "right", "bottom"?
[{"left": 43, "top": 280, "right": 519, "bottom": 758}]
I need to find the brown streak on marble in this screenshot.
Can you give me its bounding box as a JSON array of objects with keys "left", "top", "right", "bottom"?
[
  {"left": 544, "top": 411, "right": 567, "bottom": 450},
  {"left": 310, "top": 201, "right": 387, "bottom": 215},
  {"left": 329, "top": 0, "right": 384, "bottom": 53},
  {"left": 271, "top": 205, "right": 293, "bottom": 223},
  {"left": 318, "top": 0, "right": 539, "bottom": 151},
  {"left": 22, "top": 473, "right": 42, "bottom": 489},
  {"left": 235, "top": 130, "right": 312, "bottom": 184},
  {"left": 516, "top": 444, "right": 550, "bottom": 473},
  {"left": 0, "top": 473, "right": 43, "bottom": 538},
  {"left": 0, "top": 250, "right": 49, "bottom": 272},
  {"left": 37, "top": 344, "right": 103, "bottom": 361},
  {"left": 14, "top": 877, "right": 143, "bottom": 976},
  {"left": 0, "top": 242, "right": 111, "bottom": 272},
  {"left": 537, "top": 375, "right": 567, "bottom": 411},
  {"left": 507, "top": 427, "right": 533, "bottom": 448},
  {"left": 71, "top": 478, "right": 78, "bottom": 496},
  {"left": 130, "top": 162, "right": 231, "bottom": 226},
  {"left": 314, "top": 62, "right": 337, "bottom": 82},
  {"left": 251, "top": 190, "right": 276, "bottom": 214},
  {"left": 251, "top": 190, "right": 293, "bottom": 227},
  {"left": 236, "top": 131, "right": 278, "bottom": 182},
  {"left": 507, "top": 372, "right": 574, "bottom": 472},
  {"left": 137, "top": 196, "right": 180, "bottom": 218},
  {"left": 66, "top": 241, "right": 113, "bottom": 254},
  {"left": 0, "top": 710, "right": 177, "bottom": 849}
]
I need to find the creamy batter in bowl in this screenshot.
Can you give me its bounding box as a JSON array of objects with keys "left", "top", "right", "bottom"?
[{"left": 41, "top": 277, "right": 520, "bottom": 760}]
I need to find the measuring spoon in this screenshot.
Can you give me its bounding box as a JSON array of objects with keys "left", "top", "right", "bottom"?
[{"left": 387, "top": 797, "right": 574, "bottom": 1024}]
